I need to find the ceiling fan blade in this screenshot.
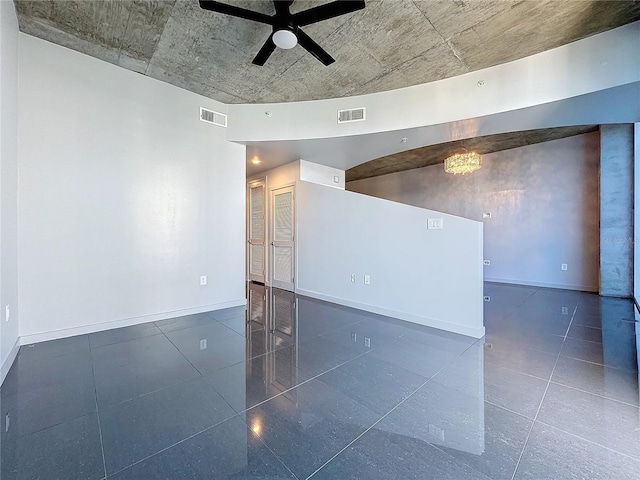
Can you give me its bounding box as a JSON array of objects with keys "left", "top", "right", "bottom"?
[
  {"left": 273, "top": 0, "right": 294, "bottom": 15},
  {"left": 293, "top": 0, "right": 365, "bottom": 27},
  {"left": 296, "top": 28, "right": 335, "bottom": 66},
  {"left": 199, "top": 1, "right": 273, "bottom": 25},
  {"left": 252, "top": 36, "right": 277, "bottom": 66}
]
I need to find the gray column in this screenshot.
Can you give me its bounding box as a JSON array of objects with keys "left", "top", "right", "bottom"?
[{"left": 600, "top": 124, "right": 634, "bottom": 297}]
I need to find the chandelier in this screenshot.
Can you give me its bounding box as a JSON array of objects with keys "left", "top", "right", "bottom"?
[{"left": 444, "top": 151, "right": 482, "bottom": 175}]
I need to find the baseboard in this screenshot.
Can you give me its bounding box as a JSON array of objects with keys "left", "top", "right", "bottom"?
[
  {"left": 484, "top": 277, "right": 598, "bottom": 292},
  {"left": 1, "top": 337, "right": 20, "bottom": 386},
  {"left": 19, "top": 299, "right": 247, "bottom": 346},
  {"left": 296, "top": 289, "right": 485, "bottom": 339}
]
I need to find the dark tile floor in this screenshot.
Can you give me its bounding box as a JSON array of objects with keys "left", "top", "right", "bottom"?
[{"left": 1, "top": 282, "right": 639, "bottom": 479}]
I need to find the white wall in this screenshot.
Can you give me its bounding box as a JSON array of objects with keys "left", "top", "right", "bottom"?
[
  {"left": 248, "top": 160, "right": 299, "bottom": 191},
  {"left": 299, "top": 160, "right": 345, "bottom": 189},
  {"left": 0, "top": 0, "right": 20, "bottom": 382},
  {"left": 296, "top": 181, "right": 484, "bottom": 338},
  {"left": 18, "top": 35, "right": 246, "bottom": 343},
  {"left": 349, "top": 134, "right": 601, "bottom": 291}
]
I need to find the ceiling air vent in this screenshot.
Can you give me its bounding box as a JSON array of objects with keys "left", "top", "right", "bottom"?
[
  {"left": 200, "top": 107, "right": 227, "bottom": 127},
  {"left": 337, "top": 107, "right": 366, "bottom": 124}
]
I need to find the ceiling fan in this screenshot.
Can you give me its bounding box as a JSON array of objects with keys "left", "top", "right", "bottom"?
[{"left": 199, "top": 0, "right": 366, "bottom": 66}]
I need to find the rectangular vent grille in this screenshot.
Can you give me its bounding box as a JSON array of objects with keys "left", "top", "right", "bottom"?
[
  {"left": 337, "top": 107, "right": 366, "bottom": 124},
  {"left": 200, "top": 107, "right": 227, "bottom": 127}
]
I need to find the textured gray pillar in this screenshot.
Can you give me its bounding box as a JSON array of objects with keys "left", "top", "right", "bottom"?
[{"left": 600, "top": 124, "right": 634, "bottom": 297}]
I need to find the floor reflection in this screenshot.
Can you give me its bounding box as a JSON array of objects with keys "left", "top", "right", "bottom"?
[{"left": 1, "top": 282, "right": 638, "bottom": 479}]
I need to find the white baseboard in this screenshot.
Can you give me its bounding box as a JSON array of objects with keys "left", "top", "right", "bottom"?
[
  {"left": 19, "top": 299, "right": 247, "bottom": 346},
  {"left": 1, "top": 337, "right": 20, "bottom": 386},
  {"left": 296, "top": 289, "right": 485, "bottom": 339},
  {"left": 484, "top": 277, "right": 598, "bottom": 292}
]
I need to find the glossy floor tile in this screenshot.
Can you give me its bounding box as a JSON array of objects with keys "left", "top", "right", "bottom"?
[{"left": 1, "top": 282, "right": 638, "bottom": 479}]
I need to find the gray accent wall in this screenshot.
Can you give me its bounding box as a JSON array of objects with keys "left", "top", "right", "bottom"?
[
  {"left": 348, "top": 133, "right": 600, "bottom": 292},
  {"left": 600, "top": 124, "right": 634, "bottom": 297},
  {"left": 634, "top": 123, "right": 640, "bottom": 307}
]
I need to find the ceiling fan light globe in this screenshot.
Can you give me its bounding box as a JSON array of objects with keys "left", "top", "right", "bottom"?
[{"left": 273, "top": 29, "right": 297, "bottom": 49}]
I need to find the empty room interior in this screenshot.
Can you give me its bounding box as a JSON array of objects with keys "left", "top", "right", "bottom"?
[{"left": 1, "top": 1, "right": 640, "bottom": 479}]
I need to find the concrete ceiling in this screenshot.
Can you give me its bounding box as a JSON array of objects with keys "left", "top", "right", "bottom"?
[
  {"left": 346, "top": 125, "right": 599, "bottom": 181},
  {"left": 14, "top": 0, "right": 640, "bottom": 104}
]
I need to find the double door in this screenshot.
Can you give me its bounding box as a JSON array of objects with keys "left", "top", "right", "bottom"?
[{"left": 248, "top": 182, "right": 295, "bottom": 291}]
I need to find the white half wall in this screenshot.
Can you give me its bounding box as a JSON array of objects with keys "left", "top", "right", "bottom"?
[
  {"left": 1, "top": 0, "right": 20, "bottom": 383},
  {"left": 17, "top": 35, "right": 247, "bottom": 342},
  {"left": 296, "top": 181, "right": 484, "bottom": 338}
]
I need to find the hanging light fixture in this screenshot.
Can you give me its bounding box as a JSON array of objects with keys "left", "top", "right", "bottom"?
[{"left": 444, "top": 151, "right": 482, "bottom": 175}]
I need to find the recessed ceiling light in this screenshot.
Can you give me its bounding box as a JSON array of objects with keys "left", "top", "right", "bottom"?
[{"left": 250, "top": 157, "right": 261, "bottom": 165}]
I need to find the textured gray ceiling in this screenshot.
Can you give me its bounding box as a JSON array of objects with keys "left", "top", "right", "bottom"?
[{"left": 14, "top": 0, "right": 640, "bottom": 104}]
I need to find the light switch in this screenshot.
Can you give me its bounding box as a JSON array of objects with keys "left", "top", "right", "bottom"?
[{"left": 427, "top": 218, "right": 443, "bottom": 230}]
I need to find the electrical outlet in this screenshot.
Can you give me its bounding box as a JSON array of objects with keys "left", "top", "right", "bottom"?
[
  {"left": 5, "top": 413, "right": 9, "bottom": 432},
  {"left": 364, "top": 274, "right": 371, "bottom": 285},
  {"left": 351, "top": 274, "right": 356, "bottom": 283},
  {"left": 428, "top": 424, "right": 445, "bottom": 442},
  {"left": 200, "top": 275, "right": 207, "bottom": 286},
  {"left": 484, "top": 296, "right": 491, "bottom": 302},
  {"left": 5, "top": 305, "right": 9, "bottom": 322},
  {"left": 562, "top": 307, "right": 569, "bottom": 315},
  {"left": 483, "top": 260, "right": 491, "bottom": 266},
  {"left": 199, "top": 339, "right": 207, "bottom": 350},
  {"left": 333, "top": 175, "right": 340, "bottom": 184},
  {"left": 482, "top": 212, "right": 492, "bottom": 219},
  {"left": 364, "top": 336, "right": 371, "bottom": 348},
  {"left": 351, "top": 332, "right": 357, "bottom": 342},
  {"left": 561, "top": 264, "right": 568, "bottom": 271}
]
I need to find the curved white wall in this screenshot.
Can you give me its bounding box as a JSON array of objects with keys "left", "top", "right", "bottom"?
[{"left": 228, "top": 22, "right": 640, "bottom": 144}]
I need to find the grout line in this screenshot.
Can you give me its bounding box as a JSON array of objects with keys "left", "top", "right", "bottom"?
[
  {"left": 534, "top": 419, "right": 640, "bottom": 462},
  {"left": 510, "top": 324, "right": 568, "bottom": 480},
  {"left": 485, "top": 363, "right": 552, "bottom": 382},
  {"left": 555, "top": 355, "right": 639, "bottom": 374},
  {"left": 484, "top": 399, "right": 537, "bottom": 421},
  {"left": 563, "top": 305, "right": 578, "bottom": 340},
  {"left": 305, "top": 339, "right": 482, "bottom": 479},
  {"left": 547, "top": 380, "right": 640, "bottom": 409},
  {"left": 90, "top": 358, "right": 108, "bottom": 479},
  {"left": 158, "top": 329, "right": 206, "bottom": 377},
  {"left": 234, "top": 348, "right": 376, "bottom": 415},
  {"left": 106, "top": 414, "right": 240, "bottom": 478}
]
